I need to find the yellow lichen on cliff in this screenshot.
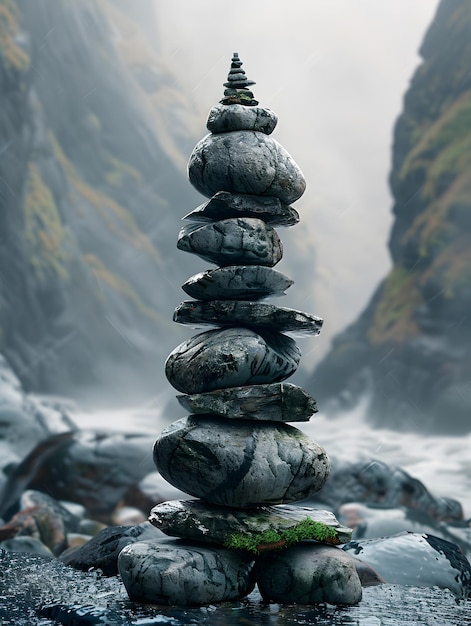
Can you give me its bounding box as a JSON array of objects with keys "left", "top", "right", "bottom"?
[
  {"left": 368, "top": 268, "right": 423, "bottom": 345},
  {"left": 23, "top": 162, "right": 69, "bottom": 283},
  {"left": 0, "top": 0, "right": 30, "bottom": 77}
]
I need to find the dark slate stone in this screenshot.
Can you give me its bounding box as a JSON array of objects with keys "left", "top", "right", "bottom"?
[
  {"left": 149, "top": 500, "right": 352, "bottom": 546},
  {"left": 343, "top": 532, "right": 471, "bottom": 599},
  {"left": 183, "top": 191, "right": 299, "bottom": 226},
  {"left": 165, "top": 327, "right": 301, "bottom": 394},
  {"left": 207, "top": 104, "right": 278, "bottom": 135},
  {"left": 153, "top": 415, "right": 331, "bottom": 507},
  {"left": 182, "top": 265, "right": 294, "bottom": 301},
  {"left": 177, "top": 218, "right": 283, "bottom": 267},
  {"left": 118, "top": 538, "right": 256, "bottom": 606},
  {"left": 59, "top": 522, "right": 165, "bottom": 576},
  {"left": 256, "top": 543, "right": 362, "bottom": 605},
  {"left": 173, "top": 300, "right": 323, "bottom": 337},
  {"left": 176, "top": 382, "right": 317, "bottom": 422},
  {"left": 188, "top": 131, "right": 306, "bottom": 204}
]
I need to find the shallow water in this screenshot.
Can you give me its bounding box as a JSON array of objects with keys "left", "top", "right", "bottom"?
[{"left": 0, "top": 550, "right": 470, "bottom": 626}]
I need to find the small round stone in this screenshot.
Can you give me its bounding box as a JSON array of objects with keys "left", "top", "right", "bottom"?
[
  {"left": 188, "top": 131, "right": 306, "bottom": 204},
  {"left": 118, "top": 538, "right": 255, "bottom": 606},
  {"left": 165, "top": 327, "right": 301, "bottom": 394},
  {"left": 256, "top": 544, "right": 362, "bottom": 605},
  {"left": 207, "top": 104, "right": 278, "bottom": 135},
  {"left": 153, "top": 415, "right": 331, "bottom": 507}
]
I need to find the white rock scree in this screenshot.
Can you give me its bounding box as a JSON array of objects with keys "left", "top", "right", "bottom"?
[{"left": 118, "top": 53, "right": 363, "bottom": 606}]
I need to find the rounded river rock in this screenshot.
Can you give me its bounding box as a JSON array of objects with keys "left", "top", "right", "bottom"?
[
  {"left": 206, "top": 104, "right": 278, "bottom": 135},
  {"left": 256, "top": 543, "right": 362, "bottom": 605},
  {"left": 177, "top": 218, "right": 283, "bottom": 267},
  {"left": 153, "top": 415, "right": 331, "bottom": 507},
  {"left": 188, "top": 131, "right": 306, "bottom": 204},
  {"left": 165, "top": 327, "right": 301, "bottom": 394},
  {"left": 118, "top": 538, "right": 255, "bottom": 606}
]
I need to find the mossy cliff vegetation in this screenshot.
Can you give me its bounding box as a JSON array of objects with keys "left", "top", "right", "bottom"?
[
  {"left": 307, "top": 0, "right": 471, "bottom": 433},
  {"left": 0, "top": 0, "right": 201, "bottom": 400}
]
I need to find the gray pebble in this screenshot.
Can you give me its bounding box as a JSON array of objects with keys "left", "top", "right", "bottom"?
[{"left": 207, "top": 104, "right": 278, "bottom": 134}]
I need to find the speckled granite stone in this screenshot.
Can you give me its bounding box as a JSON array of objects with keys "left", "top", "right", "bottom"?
[
  {"left": 165, "top": 327, "right": 300, "bottom": 394},
  {"left": 207, "top": 104, "right": 278, "bottom": 134},
  {"left": 177, "top": 218, "right": 283, "bottom": 267},
  {"left": 182, "top": 265, "right": 293, "bottom": 301},
  {"left": 153, "top": 415, "right": 330, "bottom": 507},
  {"left": 118, "top": 538, "right": 255, "bottom": 606},
  {"left": 256, "top": 543, "right": 362, "bottom": 605},
  {"left": 188, "top": 131, "right": 306, "bottom": 204}
]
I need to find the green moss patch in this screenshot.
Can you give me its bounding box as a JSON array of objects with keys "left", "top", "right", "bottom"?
[{"left": 224, "top": 517, "right": 338, "bottom": 555}]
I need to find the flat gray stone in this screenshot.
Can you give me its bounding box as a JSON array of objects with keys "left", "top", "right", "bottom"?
[
  {"left": 149, "top": 500, "right": 352, "bottom": 546},
  {"left": 207, "top": 104, "right": 278, "bottom": 134},
  {"left": 182, "top": 265, "right": 294, "bottom": 301},
  {"left": 176, "top": 382, "right": 317, "bottom": 422},
  {"left": 183, "top": 191, "right": 299, "bottom": 226},
  {"left": 188, "top": 131, "right": 306, "bottom": 204},
  {"left": 177, "top": 218, "right": 283, "bottom": 267},
  {"left": 173, "top": 300, "right": 323, "bottom": 337},
  {"left": 118, "top": 538, "right": 255, "bottom": 606},
  {"left": 256, "top": 544, "right": 362, "bottom": 605},
  {"left": 165, "top": 327, "right": 301, "bottom": 394},
  {"left": 153, "top": 415, "right": 331, "bottom": 507}
]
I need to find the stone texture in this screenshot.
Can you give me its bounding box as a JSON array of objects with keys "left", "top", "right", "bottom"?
[
  {"left": 182, "top": 265, "right": 293, "bottom": 301},
  {"left": 153, "top": 415, "right": 330, "bottom": 507},
  {"left": 177, "top": 218, "right": 283, "bottom": 267},
  {"left": 174, "top": 300, "right": 323, "bottom": 336},
  {"left": 188, "top": 131, "right": 306, "bottom": 204},
  {"left": 59, "top": 522, "right": 165, "bottom": 576},
  {"left": 149, "top": 500, "right": 352, "bottom": 546},
  {"left": 207, "top": 104, "right": 278, "bottom": 135},
  {"left": 165, "top": 327, "right": 301, "bottom": 394},
  {"left": 176, "top": 382, "right": 317, "bottom": 422},
  {"left": 118, "top": 538, "right": 255, "bottom": 606},
  {"left": 184, "top": 191, "right": 299, "bottom": 226},
  {"left": 256, "top": 543, "right": 362, "bottom": 605}
]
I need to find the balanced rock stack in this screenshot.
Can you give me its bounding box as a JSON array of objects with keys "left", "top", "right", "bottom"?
[{"left": 118, "top": 54, "right": 362, "bottom": 607}]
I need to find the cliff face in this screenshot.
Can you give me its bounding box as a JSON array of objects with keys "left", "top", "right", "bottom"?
[
  {"left": 0, "top": 0, "right": 201, "bottom": 402},
  {"left": 307, "top": 0, "right": 471, "bottom": 433}
]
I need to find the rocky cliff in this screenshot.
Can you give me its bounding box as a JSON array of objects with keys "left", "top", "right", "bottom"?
[
  {"left": 0, "top": 0, "right": 201, "bottom": 403},
  {"left": 307, "top": 0, "right": 471, "bottom": 433}
]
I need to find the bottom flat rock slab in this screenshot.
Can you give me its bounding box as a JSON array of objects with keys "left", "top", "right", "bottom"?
[
  {"left": 118, "top": 538, "right": 255, "bottom": 606},
  {"left": 256, "top": 543, "right": 362, "bottom": 605},
  {"left": 149, "top": 500, "right": 352, "bottom": 546},
  {"left": 153, "top": 415, "right": 330, "bottom": 507},
  {"left": 176, "top": 382, "right": 317, "bottom": 422}
]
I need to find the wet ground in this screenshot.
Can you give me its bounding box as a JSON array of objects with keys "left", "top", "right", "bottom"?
[{"left": 0, "top": 551, "right": 469, "bottom": 626}]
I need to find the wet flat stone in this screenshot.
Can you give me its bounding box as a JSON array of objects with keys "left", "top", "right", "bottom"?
[
  {"left": 206, "top": 104, "right": 278, "bottom": 134},
  {"left": 165, "top": 327, "right": 301, "bottom": 394},
  {"left": 256, "top": 543, "right": 362, "bottom": 605},
  {"left": 182, "top": 265, "right": 294, "bottom": 301},
  {"left": 176, "top": 383, "right": 317, "bottom": 422},
  {"left": 188, "top": 131, "right": 306, "bottom": 204},
  {"left": 183, "top": 191, "right": 299, "bottom": 227},
  {"left": 118, "top": 537, "right": 255, "bottom": 606},
  {"left": 153, "top": 415, "right": 330, "bottom": 507},
  {"left": 173, "top": 300, "right": 323, "bottom": 336},
  {"left": 149, "top": 500, "right": 352, "bottom": 546},
  {"left": 177, "top": 218, "right": 283, "bottom": 267}
]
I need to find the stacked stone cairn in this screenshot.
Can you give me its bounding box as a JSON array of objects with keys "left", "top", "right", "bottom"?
[{"left": 118, "top": 54, "right": 362, "bottom": 607}]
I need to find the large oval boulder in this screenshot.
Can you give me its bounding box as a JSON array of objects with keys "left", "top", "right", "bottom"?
[{"left": 153, "top": 415, "right": 330, "bottom": 507}]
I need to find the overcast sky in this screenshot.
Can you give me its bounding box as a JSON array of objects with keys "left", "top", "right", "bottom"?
[{"left": 154, "top": 0, "right": 440, "bottom": 368}]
